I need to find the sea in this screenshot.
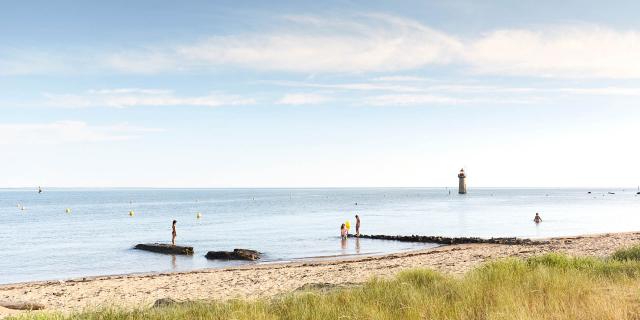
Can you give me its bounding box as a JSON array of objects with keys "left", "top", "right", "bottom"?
[{"left": 1, "top": 188, "right": 639, "bottom": 284}]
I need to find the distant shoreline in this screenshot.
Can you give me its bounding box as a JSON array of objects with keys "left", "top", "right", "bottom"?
[{"left": 2, "top": 231, "right": 640, "bottom": 317}]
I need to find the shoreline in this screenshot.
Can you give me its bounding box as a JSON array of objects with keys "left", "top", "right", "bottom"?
[
  {"left": 0, "top": 231, "right": 609, "bottom": 288},
  {"left": 2, "top": 231, "right": 640, "bottom": 317},
  {"left": 0, "top": 244, "right": 439, "bottom": 288}
]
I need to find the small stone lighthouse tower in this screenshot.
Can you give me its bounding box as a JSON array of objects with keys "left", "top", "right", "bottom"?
[{"left": 458, "top": 168, "right": 467, "bottom": 194}]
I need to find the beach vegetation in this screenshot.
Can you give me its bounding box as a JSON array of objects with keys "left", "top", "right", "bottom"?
[
  {"left": 612, "top": 244, "right": 640, "bottom": 262},
  {"left": 11, "top": 253, "right": 640, "bottom": 320}
]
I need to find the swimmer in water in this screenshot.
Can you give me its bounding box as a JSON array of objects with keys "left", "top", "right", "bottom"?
[{"left": 534, "top": 213, "right": 542, "bottom": 224}]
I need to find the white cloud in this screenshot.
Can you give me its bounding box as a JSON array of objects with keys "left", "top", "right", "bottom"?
[
  {"left": 104, "top": 14, "right": 463, "bottom": 74},
  {"left": 273, "top": 78, "right": 640, "bottom": 99},
  {"left": 364, "top": 94, "right": 464, "bottom": 106},
  {"left": 465, "top": 26, "right": 640, "bottom": 78},
  {"left": 265, "top": 80, "right": 424, "bottom": 93},
  {"left": 5, "top": 15, "right": 640, "bottom": 79},
  {"left": 143, "top": 21, "right": 640, "bottom": 78},
  {"left": 100, "top": 19, "right": 640, "bottom": 78},
  {"left": 0, "top": 121, "right": 162, "bottom": 145},
  {"left": 370, "top": 76, "right": 435, "bottom": 82},
  {"left": 0, "top": 52, "right": 69, "bottom": 76},
  {"left": 277, "top": 93, "right": 330, "bottom": 105},
  {"left": 554, "top": 87, "right": 640, "bottom": 96},
  {"left": 43, "top": 88, "right": 255, "bottom": 108}
]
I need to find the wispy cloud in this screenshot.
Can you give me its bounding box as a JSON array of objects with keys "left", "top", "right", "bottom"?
[
  {"left": 43, "top": 88, "right": 255, "bottom": 108},
  {"left": 0, "top": 121, "right": 162, "bottom": 145},
  {"left": 277, "top": 93, "right": 330, "bottom": 105},
  {"left": 103, "top": 14, "right": 462, "bottom": 74},
  {"left": 370, "top": 76, "right": 436, "bottom": 82},
  {"left": 264, "top": 80, "right": 424, "bottom": 93},
  {"left": 466, "top": 25, "right": 640, "bottom": 78},
  {"left": 4, "top": 16, "right": 640, "bottom": 79},
  {"left": 363, "top": 94, "right": 465, "bottom": 106},
  {"left": 0, "top": 51, "right": 70, "bottom": 76}
]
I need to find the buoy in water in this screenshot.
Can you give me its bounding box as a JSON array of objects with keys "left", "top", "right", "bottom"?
[
  {"left": 129, "top": 210, "right": 134, "bottom": 216},
  {"left": 65, "top": 208, "right": 71, "bottom": 214},
  {"left": 196, "top": 212, "right": 202, "bottom": 219}
]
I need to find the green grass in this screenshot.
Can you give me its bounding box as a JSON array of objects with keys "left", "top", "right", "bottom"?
[
  {"left": 612, "top": 244, "right": 640, "bottom": 262},
  {"left": 12, "top": 251, "right": 640, "bottom": 320}
]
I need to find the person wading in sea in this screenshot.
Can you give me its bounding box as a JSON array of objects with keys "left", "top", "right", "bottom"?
[
  {"left": 534, "top": 213, "right": 542, "bottom": 224},
  {"left": 172, "top": 220, "right": 177, "bottom": 245},
  {"left": 340, "top": 223, "right": 348, "bottom": 239},
  {"left": 355, "top": 214, "right": 361, "bottom": 237}
]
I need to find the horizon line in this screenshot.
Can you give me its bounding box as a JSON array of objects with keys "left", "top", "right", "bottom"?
[{"left": 1, "top": 186, "right": 638, "bottom": 190}]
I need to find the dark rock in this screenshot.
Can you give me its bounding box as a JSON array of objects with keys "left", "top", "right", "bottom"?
[
  {"left": 357, "top": 234, "right": 548, "bottom": 246},
  {"left": 153, "top": 298, "right": 178, "bottom": 308},
  {"left": 134, "top": 243, "right": 193, "bottom": 255},
  {"left": 205, "top": 249, "right": 260, "bottom": 261}
]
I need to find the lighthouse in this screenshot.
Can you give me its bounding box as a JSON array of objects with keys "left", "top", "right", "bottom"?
[{"left": 458, "top": 168, "right": 467, "bottom": 194}]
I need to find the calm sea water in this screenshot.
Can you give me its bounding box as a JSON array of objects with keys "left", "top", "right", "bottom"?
[{"left": 1, "top": 188, "right": 639, "bottom": 284}]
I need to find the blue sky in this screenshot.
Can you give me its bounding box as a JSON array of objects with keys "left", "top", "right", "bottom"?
[{"left": 2, "top": 0, "right": 640, "bottom": 188}]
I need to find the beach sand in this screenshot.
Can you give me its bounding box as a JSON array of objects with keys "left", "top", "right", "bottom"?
[{"left": 2, "top": 231, "right": 640, "bottom": 318}]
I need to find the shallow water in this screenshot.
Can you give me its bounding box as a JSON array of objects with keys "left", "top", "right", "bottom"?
[{"left": 1, "top": 188, "right": 639, "bottom": 284}]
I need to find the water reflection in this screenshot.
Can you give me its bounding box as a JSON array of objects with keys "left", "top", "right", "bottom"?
[
  {"left": 340, "top": 238, "right": 347, "bottom": 253},
  {"left": 355, "top": 237, "right": 361, "bottom": 254}
]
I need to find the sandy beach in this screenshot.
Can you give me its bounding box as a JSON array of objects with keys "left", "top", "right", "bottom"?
[{"left": 2, "top": 231, "right": 640, "bottom": 318}]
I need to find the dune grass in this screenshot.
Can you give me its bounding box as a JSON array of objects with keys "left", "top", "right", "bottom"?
[
  {"left": 12, "top": 246, "right": 640, "bottom": 320},
  {"left": 612, "top": 244, "right": 640, "bottom": 262}
]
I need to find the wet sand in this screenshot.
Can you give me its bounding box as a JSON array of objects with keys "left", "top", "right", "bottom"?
[{"left": 2, "top": 231, "right": 640, "bottom": 318}]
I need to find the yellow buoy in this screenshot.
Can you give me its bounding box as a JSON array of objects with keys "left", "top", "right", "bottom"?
[
  {"left": 345, "top": 220, "right": 351, "bottom": 230},
  {"left": 65, "top": 208, "right": 71, "bottom": 214},
  {"left": 196, "top": 212, "right": 202, "bottom": 219},
  {"left": 129, "top": 210, "right": 134, "bottom": 216}
]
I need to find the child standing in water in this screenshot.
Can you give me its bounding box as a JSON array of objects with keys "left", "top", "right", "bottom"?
[
  {"left": 340, "top": 223, "right": 348, "bottom": 239},
  {"left": 172, "top": 220, "right": 177, "bottom": 245}
]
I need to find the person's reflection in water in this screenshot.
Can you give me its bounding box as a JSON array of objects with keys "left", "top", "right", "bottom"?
[
  {"left": 341, "top": 237, "right": 348, "bottom": 254},
  {"left": 355, "top": 237, "right": 361, "bottom": 254},
  {"left": 171, "top": 255, "right": 177, "bottom": 270},
  {"left": 534, "top": 220, "right": 542, "bottom": 238}
]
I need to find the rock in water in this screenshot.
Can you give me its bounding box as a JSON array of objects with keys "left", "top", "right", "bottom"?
[
  {"left": 356, "top": 234, "right": 549, "bottom": 245},
  {"left": 134, "top": 243, "right": 194, "bottom": 255},
  {"left": 205, "top": 249, "right": 260, "bottom": 261}
]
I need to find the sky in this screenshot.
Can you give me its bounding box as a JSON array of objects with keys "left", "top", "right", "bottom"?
[{"left": 1, "top": 0, "right": 640, "bottom": 188}]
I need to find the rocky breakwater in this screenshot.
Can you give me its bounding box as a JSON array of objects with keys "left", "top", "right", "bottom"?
[
  {"left": 356, "top": 234, "right": 549, "bottom": 245},
  {"left": 205, "top": 249, "right": 261, "bottom": 261},
  {"left": 134, "top": 243, "right": 194, "bottom": 255}
]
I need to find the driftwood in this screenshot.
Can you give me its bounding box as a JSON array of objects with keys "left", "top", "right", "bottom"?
[
  {"left": 355, "top": 234, "right": 549, "bottom": 245},
  {"left": 0, "top": 301, "right": 45, "bottom": 310},
  {"left": 134, "top": 243, "right": 194, "bottom": 255},
  {"left": 205, "top": 249, "right": 260, "bottom": 261}
]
